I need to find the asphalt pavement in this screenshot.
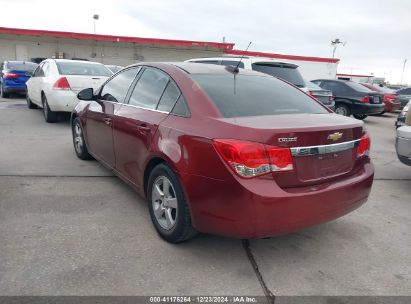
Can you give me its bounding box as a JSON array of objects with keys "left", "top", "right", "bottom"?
[{"left": 0, "top": 97, "right": 410, "bottom": 298}]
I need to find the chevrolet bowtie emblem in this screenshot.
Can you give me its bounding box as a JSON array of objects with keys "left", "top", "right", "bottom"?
[{"left": 327, "top": 132, "right": 343, "bottom": 141}]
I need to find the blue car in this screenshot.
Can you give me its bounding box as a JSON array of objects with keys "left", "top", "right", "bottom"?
[{"left": 0, "top": 61, "right": 38, "bottom": 98}]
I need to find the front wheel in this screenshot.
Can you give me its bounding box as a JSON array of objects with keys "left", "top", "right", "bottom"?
[
  {"left": 26, "top": 95, "right": 37, "bottom": 109},
  {"left": 72, "top": 117, "right": 93, "bottom": 160},
  {"left": 334, "top": 104, "right": 350, "bottom": 116},
  {"left": 353, "top": 114, "right": 368, "bottom": 120},
  {"left": 147, "top": 163, "right": 197, "bottom": 243}
]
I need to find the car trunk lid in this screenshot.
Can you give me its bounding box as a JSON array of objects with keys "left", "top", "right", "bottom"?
[{"left": 64, "top": 75, "right": 109, "bottom": 93}]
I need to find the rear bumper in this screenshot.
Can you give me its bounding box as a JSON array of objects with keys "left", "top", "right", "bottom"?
[
  {"left": 2, "top": 84, "right": 27, "bottom": 93},
  {"left": 384, "top": 100, "right": 401, "bottom": 112},
  {"left": 350, "top": 103, "right": 385, "bottom": 115},
  {"left": 183, "top": 161, "right": 374, "bottom": 239},
  {"left": 46, "top": 90, "right": 80, "bottom": 112},
  {"left": 396, "top": 135, "right": 411, "bottom": 166}
]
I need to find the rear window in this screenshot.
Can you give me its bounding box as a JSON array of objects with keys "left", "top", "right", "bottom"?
[
  {"left": 251, "top": 63, "right": 305, "bottom": 87},
  {"left": 192, "top": 74, "right": 328, "bottom": 118},
  {"left": 345, "top": 81, "right": 374, "bottom": 93},
  {"left": 6, "top": 62, "right": 37, "bottom": 72},
  {"left": 56, "top": 62, "right": 112, "bottom": 77}
]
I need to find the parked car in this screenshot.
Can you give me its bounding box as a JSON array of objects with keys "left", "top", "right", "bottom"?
[
  {"left": 396, "top": 126, "right": 411, "bottom": 166},
  {"left": 312, "top": 79, "right": 385, "bottom": 120},
  {"left": 185, "top": 56, "right": 309, "bottom": 91},
  {"left": 26, "top": 59, "right": 112, "bottom": 122},
  {"left": 360, "top": 83, "right": 401, "bottom": 113},
  {"left": 72, "top": 62, "right": 374, "bottom": 243},
  {"left": 306, "top": 81, "right": 335, "bottom": 111},
  {"left": 396, "top": 100, "right": 411, "bottom": 128},
  {"left": 106, "top": 65, "right": 124, "bottom": 74},
  {"left": 395, "top": 87, "right": 411, "bottom": 110},
  {"left": 0, "top": 61, "right": 38, "bottom": 97}
]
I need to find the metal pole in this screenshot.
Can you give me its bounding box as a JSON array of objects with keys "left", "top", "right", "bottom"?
[
  {"left": 93, "top": 19, "right": 96, "bottom": 34},
  {"left": 400, "top": 59, "right": 407, "bottom": 84}
]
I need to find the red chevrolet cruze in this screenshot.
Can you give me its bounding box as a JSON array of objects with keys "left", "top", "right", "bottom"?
[{"left": 71, "top": 62, "right": 374, "bottom": 243}]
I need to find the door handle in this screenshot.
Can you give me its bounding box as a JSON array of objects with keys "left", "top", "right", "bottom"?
[{"left": 103, "top": 117, "right": 112, "bottom": 126}]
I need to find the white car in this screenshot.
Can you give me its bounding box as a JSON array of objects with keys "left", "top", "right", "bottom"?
[
  {"left": 185, "top": 56, "right": 309, "bottom": 92},
  {"left": 26, "top": 59, "right": 112, "bottom": 122},
  {"left": 396, "top": 126, "right": 411, "bottom": 166}
]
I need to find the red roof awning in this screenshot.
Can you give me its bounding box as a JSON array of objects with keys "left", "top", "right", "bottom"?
[
  {"left": 225, "top": 49, "right": 339, "bottom": 63},
  {"left": 0, "top": 27, "right": 235, "bottom": 50}
]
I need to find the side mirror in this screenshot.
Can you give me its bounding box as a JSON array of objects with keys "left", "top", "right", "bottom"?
[{"left": 77, "top": 88, "right": 94, "bottom": 101}]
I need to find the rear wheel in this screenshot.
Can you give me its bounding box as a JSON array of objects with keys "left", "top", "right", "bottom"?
[
  {"left": 42, "top": 94, "right": 57, "bottom": 123},
  {"left": 353, "top": 114, "right": 368, "bottom": 120},
  {"left": 26, "top": 95, "right": 37, "bottom": 109},
  {"left": 147, "top": 163, "right": 197, "bottom": 243},
  {"left": 72, "top": 117, "right": 93, "bottom": 160},
  {"left": 335, "top": 104, "right": 350, "bottom": 116},
  {"left": 0, "top": 83, "right": 9, "bottom": 98}
]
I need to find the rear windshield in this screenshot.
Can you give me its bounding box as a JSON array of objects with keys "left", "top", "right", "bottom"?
[
  {"left": 251, "top": 63, "right": 305, "bottom": 87},
  {"left": 192, "top": 74, "right": 328, "bottom": 118},
  {"left": 346, "top": 81, "right": 374, "bottom": 93},
  {"left": 56, "top": 62, "right": 112, "bottom": 77},
  {"left": 6, "top": 62, "right": 37, "bottom": 72}
]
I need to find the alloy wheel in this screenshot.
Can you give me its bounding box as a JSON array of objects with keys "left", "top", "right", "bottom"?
[
  {"left": 151, "top": 176, "right": 178, "bottom": 230},
  {"left": 73, "top": 122, "right": 84, "bottom": 154},
  {"left": 335, "top": 106, "right": 348, "bottom": 116}
]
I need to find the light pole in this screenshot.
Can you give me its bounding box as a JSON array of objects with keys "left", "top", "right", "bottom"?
[
  {"left": 93, "top": 14, "right": 99, "bottom": 34},
  {"left": 400, "top": 59, "right": 407, "bottom": 85},
  {"left": 331, "top": 38, "right": 346, "bottom": 58}
]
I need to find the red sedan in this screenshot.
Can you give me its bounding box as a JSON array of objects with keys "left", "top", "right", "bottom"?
[
  {"left": 71, "top": 63, "right": 374, "bottom": 243},
  {"left": 361, "top": 83, "right": 401, "bottom": 113}
]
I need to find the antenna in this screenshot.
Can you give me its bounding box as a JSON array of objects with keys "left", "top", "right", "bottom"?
[{"left": 235, "top": 41, "right": 252, "bottom": 71}]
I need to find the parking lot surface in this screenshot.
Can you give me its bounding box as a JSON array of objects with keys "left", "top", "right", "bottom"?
[{"left": 0, "top": 97, "right": 410, "bottom": 296}]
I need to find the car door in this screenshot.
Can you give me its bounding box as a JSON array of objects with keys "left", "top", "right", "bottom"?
[
  {"left": 26, "top": 62, "right": 44, "bottom": 105},
  {"left": 85, "top": 67, "right": 140, "bottom": 168},
  {"left": 113, "top": 67, "right": 179, "bottom": 189}
]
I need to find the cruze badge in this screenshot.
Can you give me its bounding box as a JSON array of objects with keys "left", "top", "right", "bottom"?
[
  {"left": 278, "top": 137, "right": 298, "bottom": 143},
  {"left": 327, "top": 132, "right": 343, "bottom": 141}
]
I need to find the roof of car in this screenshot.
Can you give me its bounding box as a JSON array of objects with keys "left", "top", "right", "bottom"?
[
  {"left": 52, "top": 59, "right": 104, "bottom": 65},
  {"left": 186, "top": 56, "right": 298, "bottom": 67},
  {"left": 131, "top": 62, "right": 270, "bottom": 76}
]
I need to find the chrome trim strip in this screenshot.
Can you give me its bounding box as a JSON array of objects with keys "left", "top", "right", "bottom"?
[
  {"left": 290, "top": 139, "right": 360, "bottom": 156},
  {"left": 120, "top": 103, "right": 170, "bottom": 114}
]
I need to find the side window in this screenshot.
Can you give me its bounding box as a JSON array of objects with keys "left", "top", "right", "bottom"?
[
  {"left": 157, "top": 81, "right": 180, "bottom": 112},
  {"left": 42, "top": 62, "right": 50, "bottom": 77},
  {"left": 0, "top": 63, "right": 4, "bottom": 71},
  {"left": 33, "top": 63, "right": 44, "bottom": 77},
  {"left": 400, "top": 88, "right": 411, "bottom": 94},
  {"left": 128, "top": 68, "right": 169, "bottom": 109},
  {"left": 171, "top": 95, "right": 190, "bottom": 117},
  {"left": 322, "top": 82, "right": 345, "bottom": 95},
  {"left": 100, "top": 67, "right": 140, "bottom": 103}
]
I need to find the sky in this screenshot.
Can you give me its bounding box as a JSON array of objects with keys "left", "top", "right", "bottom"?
[{"left": 1, "top": 0, "right": 410, "bottom": 84}]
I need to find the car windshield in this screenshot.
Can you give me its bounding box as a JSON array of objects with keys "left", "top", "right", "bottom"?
[
  {"left": 192, "top": 74, "right": 328, "bottom": 118},
  {"left": 346, "top": 81, "right": 374, "bottom": 93},
  {"left": 6, "top": 62, "right": 37, "bottom": 72},
  {"left": 56, "top": 62, "right": 112, "bottom": 77},
  {"left": 251, "top": 63, "right": 306, "bottom": 87}
]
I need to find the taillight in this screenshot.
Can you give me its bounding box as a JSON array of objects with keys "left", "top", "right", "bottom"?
[
  {"left": 329, "top": 95, "right": 334, "bottom": 101},
  {"left": 53, "top": 77, "right": 71, "bottom": 90},
  {"left": 3, "top": 72, "right": 18, "bottom": 79},
  {"left": 361, "top": 96, "right": 370, "bottom": 103},
  {"left": 213, "top": 139, "right": 294, "bottom": 178},
  {"left": 357, "top": 133, "right": 371, "bottom": 158},
  {"left": 384, "top": 94, "right": 396, "bottom": 101}
]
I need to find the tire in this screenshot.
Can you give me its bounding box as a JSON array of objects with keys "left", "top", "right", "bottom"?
[
  {"left": 72, "top": 117, "right": 93, "bottom": 160},
  {"left": 147, "top": 163, "right": 197, "bottom": 243},
  {"left": 0, "top": 83, "right": 9, "bottom": 98},
  {"left": 353, "top": 114, "right": 368, "bottom": 120},
  {"left": 376, "top": 110, "right": 386, "bottom": 116},
  {"left": 26, "top": 94, "right": 37, "bottom": 109},
  {"left": 334, "top": 104, "right": 350, "bottom": 116},
  {"left": 42, "top": 94, "right": 58, "bottom": 123}
]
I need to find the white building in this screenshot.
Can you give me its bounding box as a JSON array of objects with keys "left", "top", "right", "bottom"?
[
  {"left": 225, "top": 50, "right": 340, "bottom": 80},
  {"left": 0, "top": 27, "right": 234, "bottom": 65}
]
